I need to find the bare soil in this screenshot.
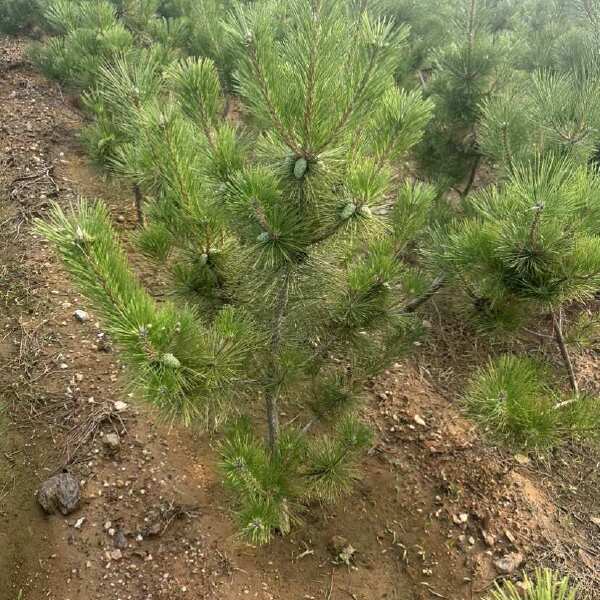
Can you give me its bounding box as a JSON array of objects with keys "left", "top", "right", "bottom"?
[{"left": 1, "top": 35, "right": 599, "bottom": 600}]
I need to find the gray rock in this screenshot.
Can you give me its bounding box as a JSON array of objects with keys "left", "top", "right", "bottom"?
[
  {"left": 73, "top": 309, "right": 89, "bottom": 322},
  {"left": 37, "top": 473, "right": 80, "bottom": 516},
  {"left": 103, "top": 433, "right": 121, "bottom": 454},
  {"left": 114, "top": 529, "right": 128, "bottom": 549},
  {"left": 494, "top": 552, "right": 524, "bottom": 574}
]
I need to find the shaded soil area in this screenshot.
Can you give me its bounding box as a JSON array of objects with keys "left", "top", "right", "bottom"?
[{"left": 1, "top": 35, "right": 599, "bottom": 600}]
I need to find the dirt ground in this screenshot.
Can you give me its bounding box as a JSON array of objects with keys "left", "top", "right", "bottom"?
[{"left": 1, "top": 35, "right": 599, "bottom": 600}]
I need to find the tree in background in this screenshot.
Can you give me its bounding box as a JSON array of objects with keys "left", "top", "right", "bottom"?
[
  {"left": 408, "top": 0, "right": 514, "bottom": 193},
  {"left": 478, "top": 70, "right": 600, "bottom": 176},
  {"left": 38, "top": 0, "right": 435, "bottom": 544},
  {"left": 29, "top": 0, "right": 135, "bottom": 88},
  {"left": 436, "top": 156, "right": 600, "bottom": 394}
]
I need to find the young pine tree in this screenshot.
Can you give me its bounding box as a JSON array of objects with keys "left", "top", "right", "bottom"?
[
  {"left": 38, "top": 0, "right": 434, "bottom": 544},
  {"left": 30, "top": 0, "right": 135, "bottom": 89},
  {"left": 437, "top": 156, "right": 600, "bottom": 395}
]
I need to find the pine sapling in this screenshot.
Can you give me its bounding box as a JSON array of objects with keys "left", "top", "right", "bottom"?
[{"left": 38, "top": 0, "right": 436, "bottom": 543}]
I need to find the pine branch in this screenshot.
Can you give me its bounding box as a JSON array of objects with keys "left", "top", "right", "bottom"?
[
  {"left": 401, "top": 274, "right": 446, "bottom": 314},
  {"left": 302, "top": 0, "right": 321, "bottom": 152},
  {"left": 245, "top": 39, "right": 303, "bottom": 155}
]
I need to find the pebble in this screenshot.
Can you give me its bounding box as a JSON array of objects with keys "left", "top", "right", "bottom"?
[
  {"left": 103, "top": 432, "right": 121, "bottom": 453},
  {"left": 114, "top": 401, "right": 128, "bottom": 412},
  {"left": 493, "top": 551, "right": 524, "bottom": 574},
  {"left": 73, "top": 309, "right": 89, "bottom": 322},
  {"left": 109, "top": 549, "right": 123, "bottom": 561},
  {"left": 413, "top": 414, "right": 427, "bottom": 427}
]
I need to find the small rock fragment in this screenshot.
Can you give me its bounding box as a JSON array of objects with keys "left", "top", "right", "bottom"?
[
  {"left": 74, "top": 517, "right": 85, "bottom": 529},
  {"left": 328, "top": 535, "right": 356, "bottom": 565},
  {"left": 113, "top": 400, "right": 128, "bottom": 412},
  {"left": 109, "top": 549, "right": 123, "bottom": 561},
  {"left": 453, "top": 513, "right": 469, "bottom": 525},
  {"left": 102, "top": 433, "right": 121, "bottom": 454},
  {"left": 114, "top": 529, "right": 127, "bottom": 549},
  {"left": 413, "top": 414, "right": 427, "bottom": 427},
  {"left": 96, "top": 332, "right": 112, "bottom": 352},
  {"left": 514, "top": 454, "right": 530, "bottom": 465},
  {"left": 73, "top": 309, "right": 89, "bottom": 322},
  {"left": 482, "top": 530, "right": 495, "bottom": 547},
  {"left": 493, "top": 552, "right": 524, "bottom": 574}
]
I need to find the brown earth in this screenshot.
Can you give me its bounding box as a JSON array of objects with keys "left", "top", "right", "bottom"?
[{"left": 1, "top": 35, "right": 599, "bottom": 600}]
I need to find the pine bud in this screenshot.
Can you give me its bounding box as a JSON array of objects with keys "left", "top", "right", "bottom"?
[
  {"left": 257, "top": 231, "right": 270, "bottom": 242},
  {"left": 359, "top": 205, "right": 372, "bottom": 217},
  {"left": 340, "top": 202, "right": 357, "bottom": 220},
  {"left": 293, "top": 157, "right": 308, "bottom": 179},
  {"left": 199, "top": 253, "right": 209, "bottom": 265},
  {"left": 161, "top": 353, "right": 181, "bottom": 369}
]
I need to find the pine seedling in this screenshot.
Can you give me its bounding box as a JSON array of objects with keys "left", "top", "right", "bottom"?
[
  {"left": 437, "top": 156, "right": 600, "bottom": 393},
  {"left": 38, "top": 0, "right": 435, "bottom": 543},
  {"left": 486, "top": 567, "right": 577, "bottom": 600},
  {"left": 80, "top": 47, "right": 168, "bottom": 224},
  {"left": 30, "top": 0, "right": 134, "bottom": 89},
  {"left": 465, "top": 354, "right": 600, "bottom": 448}
]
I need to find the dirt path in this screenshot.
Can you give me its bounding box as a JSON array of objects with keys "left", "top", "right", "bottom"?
[{"left": 1, "top": 35, "right": 599, "bottom": 600}]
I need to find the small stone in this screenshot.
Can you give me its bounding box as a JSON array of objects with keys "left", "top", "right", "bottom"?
[
  {"left": 494, "top": 552, "right": 524, "bottom": 574},
  {"left": 116, "top": 215, "right": 125, "bottom": 223},
  {"left": 73, "top": 309, "right": 89, "bottom": 322},
  {"left": 113, "top": 401, "right": 128, "bottom": 412},
  {"left": 504, "top": 529, "right": 516, "bottom": 544},
  {"left": 327, "top": 535, "right": 356, "bottom": 565},
  {"left": 96, "top": 332, "right": 112, "bottom": 352},
  {"left": 74, "top": 517, "right": 85, "bottom": 529},
  {"left": 114, "top": 529, "right": 127, "bottom": 549},
  {"left": 453, "top": 513, "right": 469, "bottom": 525},
  {"left": 413, "top": 414, "right": 427, "bottom": 427},
  {"left": 482, "top": 530, "right": 495, "bottom": 547},
  {"left": 37, "top": 473, "right": 80, "bottom": 516},
  {"left": 102, "top": 433, "right": 121, "bottom": 454},
  {"left": 109, "top": 549, "right": 123, "bottom": 561}
]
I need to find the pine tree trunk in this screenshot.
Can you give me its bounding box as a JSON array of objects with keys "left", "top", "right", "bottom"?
[
  {"left": 460, "top": 154, "right": 481, "bottom": 199},
  {"left": 265, "top": 268, "right": 291, "bottom": 453},
  {"left": 552, "top": 310, "right": 579, "bottom": 394},
  {"left": 133, "top": 183, "right": 144, "bottom": 227}
]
